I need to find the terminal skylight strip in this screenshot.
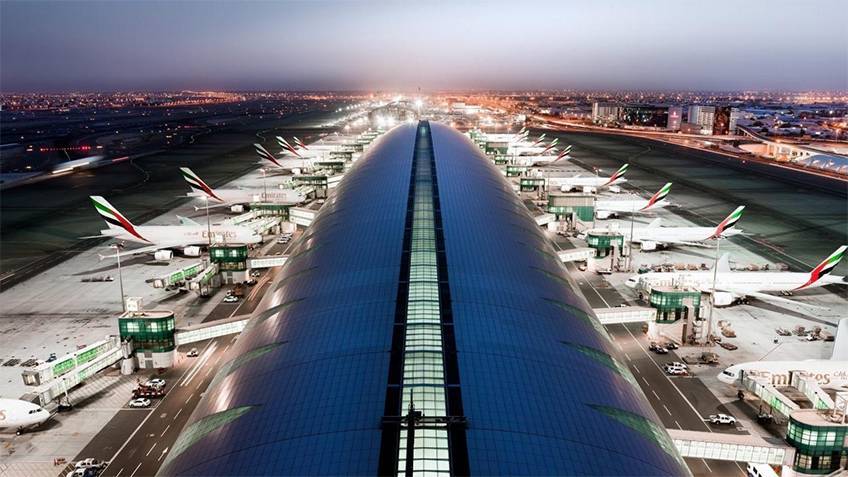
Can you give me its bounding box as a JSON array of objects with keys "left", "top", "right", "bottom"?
[{"left": 397, "top": 122, "right": 451, "bottom": 476}]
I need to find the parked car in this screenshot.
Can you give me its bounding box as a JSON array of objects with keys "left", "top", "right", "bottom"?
[
  {"left": 74, "top": 458, "right": 104, "bottom": 470},
  {"left": 223, "top": 294, "right": 239, "bottom": 303},
  {"left": 668, "top": 361, "right": 688, "bottom": 370},
  {"left": 145, "top": 378, "right": 166, "bottom": 389},
  {"left": 128, "top": 398, "right": 151, "bottom": 408},
  {"left": 709, "top": 414, "right": 737, "bottom": 425},
  {"left": 664, "top": 342, "right": 679, "bottom": 350},
  {"left": 664, "top": 365, "right": 687, "bottom": 376},
  {"left": 186, "top": 348, "right": 199, "bottom": 358},
  {"left": 649, "top": 342, "right": 668, "bottom": 354}
]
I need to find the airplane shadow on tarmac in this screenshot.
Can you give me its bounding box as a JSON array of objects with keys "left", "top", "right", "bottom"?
[{"left": 74, "top": 256, "right": 170, "bottom": 276}]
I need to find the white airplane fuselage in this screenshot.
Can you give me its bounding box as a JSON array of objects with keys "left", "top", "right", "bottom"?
[
  {"left": 189, "top": 188, "right": 304, "bottom": 205},
  {"left": 596, "top": 198, "right": 668, "bottom": 216},
  {"left": 512, "top": 155, "right": 569, "bottom": 167},
  {"left": 0, "top": 398, "right": 50, "bottom": 432},
  {"left": 627, "top": 270, "right": 844, "bottom": 294},
  {"left": 718, "top": 360, "right": 848, "bottom": 388},
  {"left": 101, "top": 224, "right": 262, "bottom": 247},
  {"left": 549, "top": 176, "right": 625, "bottom": 191},
  {"left": 631, "top": 226, "right": 743, "bottom": 244}
]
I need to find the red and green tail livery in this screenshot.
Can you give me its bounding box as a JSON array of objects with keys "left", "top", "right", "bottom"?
[
  {"left": 794, "top": 245, "right": 848, "bottom": 290},
  {"left": 641, "top": 182, "right": 672, "bottom": 211},
  {"left": 90, "top": 196, "right": 150, "bottom": 243},
  {"left": 603, "top": 163, "right": 629, "bottom": 186},
  {"left": 710, "top": 205, "right": 745, "bottom": 239},
  {"left": 254, "top": 144, "right": 282, "bottom": 167},
  {"left": 180, "top": 167, "right": 222, "bottom": 202},
  {"left": 275, "top": 136, "right": 301, "bottom": 157}
]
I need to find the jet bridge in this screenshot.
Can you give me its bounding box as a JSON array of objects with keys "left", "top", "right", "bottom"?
[
  {"left": 19, "top": 336, "right": 125, "bottom": 407},
  {"left": 667, "top": 429, "right": 794, "bottom": 466}
]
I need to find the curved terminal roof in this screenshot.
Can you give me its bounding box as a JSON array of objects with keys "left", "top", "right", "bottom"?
[{"left": 161, "top": 122, "right": 689, "bottom": 476}]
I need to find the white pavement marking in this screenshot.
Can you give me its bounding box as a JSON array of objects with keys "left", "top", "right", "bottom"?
[
  {"left": 620, "top": 323, "right": 711, "bottom": 428},
  {"left": 674, "top": 420, "right": 682, "bottom": 429},
  {"left": 180, "top": 341, "right": 217, "bottom": 387},
  {"left": 702, "top": 459, "right": 713, "bottom": 473},
  {"left": 651, "top": 390, "right": 661, "bottom": 400},
  {"left": 146, "top": 443, "right": 157, "bottom": 457},
  {"left": 158, "top": 447, "right": 169, "bottom": 462},
  {"left": 174, "top": 408, "right": 182, "bottom": 419},
  {"left": 129, "top": 462, "right": 143, "bottom": 477},
  {"left": 663, "top": 404, "right": 673, "bottom": 416},
  {"left": 632, "top": 364, "right": 640, "bottom": 374},
  {"left": 161, "top": 424, "right": 170, "bottom": 437},
  {"left": 101, "top": 339, "right": 213, "bottom": 475}
]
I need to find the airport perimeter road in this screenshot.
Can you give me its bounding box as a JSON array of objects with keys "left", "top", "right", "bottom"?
[
  {"left": 94, "top": 336, "right": 235, "bottom": 477},
  {"left": 551, "top": 242, "right": 747, "bottom": 475}
]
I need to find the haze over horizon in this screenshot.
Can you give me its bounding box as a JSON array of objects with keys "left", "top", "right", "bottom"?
[{"left": 2, "top": 0, "right": 846, "bottom": 93}]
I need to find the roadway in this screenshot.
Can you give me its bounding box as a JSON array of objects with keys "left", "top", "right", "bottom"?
[
  {"left": 70, "top": 230, "right": 296, "bottom": 476},
  {"left": 550, "top": 235, "right": 748, "bottom": 476}
]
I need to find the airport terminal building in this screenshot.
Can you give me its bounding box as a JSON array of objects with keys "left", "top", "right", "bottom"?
[{"left": 160, "top": 122, "right": 689, "bottom": 476}]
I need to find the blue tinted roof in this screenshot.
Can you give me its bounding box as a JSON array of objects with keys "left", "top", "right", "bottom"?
[{"left": 162, "top": 123, "right": 689, "bottom": 476}]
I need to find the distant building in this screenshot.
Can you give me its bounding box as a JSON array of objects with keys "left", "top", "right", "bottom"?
[
  {"left": 687, "top": 105, "right": 740, "bottom": 135},
  {"left": 713, "top": 106, "right": 741, "bottom": 135},
  {"left": 688, "top": 105, "right": 716, "bottom": 135},
  {"left": 680, "top": 122, "right": 702, "bottom": 134},
  {"left": 618, "top": 104, "right": 677, "bottom": 129},
  {"left": 592, "top": 102, "right": 620, "bottom": 123},
  {"left": 667, "top": 106, "right": 683, "bottom": 131}
]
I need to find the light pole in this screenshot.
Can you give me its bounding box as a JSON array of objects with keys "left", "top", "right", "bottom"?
[
  {"left": 203, "top": 196, "right": 212, "bottom": 266},
  {"left": 705, "top": 236, "right": 722, "bottom": 346},
  {"left": 111, "top": 243, "right": 125, "bottom": 312},
  {"left": 261, "top": 168, "right": 267, "bottom": 201},
  {"left": 628, "top": 203, "right": 636, "bottom": 272}
]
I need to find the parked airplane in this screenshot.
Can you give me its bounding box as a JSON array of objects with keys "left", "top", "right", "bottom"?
[
  {"left": 88, "top": 196, "right": 262, "bottom": 259},
  {"left": 549, "top": 163, "right": 629, "bottom": 193},
  {"left": 595, "top": 182, "right": 672, "bottom": 219},
  {"left": 718, "top": 318, "right": 848, "bottom": 388},
  {"left": 180, "top": 168, "right": 305, "bottom": 206},
  {"left": 254, "top": 144, "right": 314, "bottom": 171},
  {"left": 0, "top": 398, "right": 51, "bottom": 435},
  {"left": 591, "top": 205, "right": 745, "bottom": 250},
  {"left": 625, "top": 245, "right": 847, "bottom": 308},
  {"left": 513, "top": 147, "right": 572, "bottom": 167}
]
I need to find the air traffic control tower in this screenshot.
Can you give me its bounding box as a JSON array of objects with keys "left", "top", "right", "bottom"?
[{"left": 160, "top": 122, "right": 690, "bottom": 476}]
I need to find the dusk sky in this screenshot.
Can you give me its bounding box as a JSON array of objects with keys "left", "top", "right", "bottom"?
[{"left": 1, "top": 0, "right": 846, "bottom": 92}]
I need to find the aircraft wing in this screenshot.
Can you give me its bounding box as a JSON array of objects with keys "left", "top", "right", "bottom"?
[
  {"left": 715, "top": 286, "right": 827, "bottom": 311},
  {"left": 98, "top": 241, "right": 191, "bottom": 260},
  {"left": 654, "top": 239, "right": 712, "bottom": 248}
]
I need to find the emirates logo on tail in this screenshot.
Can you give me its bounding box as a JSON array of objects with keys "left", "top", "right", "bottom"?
[
  {"left": 255, "top": 144, "right": 282, "bottom": 167},
  {"left": 90, "top": 196, "right": 150, "bottom": 243},
  {"left": 640, "top": 182, "right": 672, "bottom": 211},
  {"left": 794, "top": 245, "right": 847, "bottom": 290},
  {"left": 603, "top": 163, "right": 629, "bottom": 186},
  {"left": 709, "top": 205, "right": 745, "bottom": 239},
  {"left": 180, "top": 167, "right": 222, "bottom": 202}
]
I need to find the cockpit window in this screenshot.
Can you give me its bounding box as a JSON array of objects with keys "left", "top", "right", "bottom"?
[{"left": 722, "top": 370, "right": 734, "bottom": 376}]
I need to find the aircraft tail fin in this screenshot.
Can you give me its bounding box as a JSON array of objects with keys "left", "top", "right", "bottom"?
[
  {"left": 794, "top": 245, "right": 848, "bottom": 290},
  {"left": 255, "top": 144, "right": 282, "bottom": 167},
  {"left": 603, "top": 163, "right": 629, "bottom": 186},
  {"left": 710, "top": 205, "right": 745, "bottom": 239},
  {"left": 90, "top": 196, "right": 150, "bottom": 243},
  {"left": 832, "top": 318, "right": 848, "bottom": 361},
  {"left": 641, "top": 182, "right": 672, "bottom": 210},
  {"left": 180, "top": 167, "right": 222, "bottom": 202},
  {"left": 275, "top": 136, "right": 301, "bottom": 157}
]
